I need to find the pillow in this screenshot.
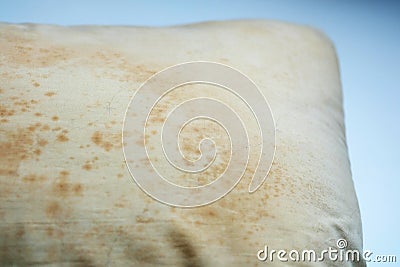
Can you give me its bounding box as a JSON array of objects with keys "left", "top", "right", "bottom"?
[{"left": 0, "top": 20, "right": 364, "bottom": 266}]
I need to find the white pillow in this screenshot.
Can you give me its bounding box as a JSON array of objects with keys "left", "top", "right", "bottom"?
[{"left": 0, "top": 20, "right": 364, "bottom": 266}]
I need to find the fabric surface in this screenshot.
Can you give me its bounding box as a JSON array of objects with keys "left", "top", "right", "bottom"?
[{"left": 0, "top": 21, "right": 364, "bottom": 266}]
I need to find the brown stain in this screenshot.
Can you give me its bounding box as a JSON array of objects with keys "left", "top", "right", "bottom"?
[
  {"left": 0, "top": 128, "right": 35, "bottom": 176},
  {"left": 38, "top": 138, "right": 48, "bottom": 147},
  {"left": 56, "top": 133, "right": 69, "bottom": 142},
  {"left": 44, "top": 92, "right": 56, "bottom": 97},
  {"left": 264, "top": 161, "right": 291, "bottom": 198},
  {"left": 27, "top": 122, "right": 42, "bottom": 132},
  {"left": 22, "top": 174, "right": 46, "bottom": 183},
  {"left": 167, "top": 228, "right": 202, "bottom": 267},
  {"left": 53, "top": 179, "right": 69, "bottom": 196},
  {"left": 60, "top": 170, "right": 69, "bottom": 177},
  {"left": 33, "top": 148, "right": 41, "bottom": 155},
  {"left": 11, "top": 99, "right": 38, "bottom": 115},
  {"left": 46, "top": 226, "right": 54, "bottom": 237},
  {"left": 41, "top": 124, "right": 50, "bottom": 131},
  {"left": 51, "top": 115, "right": 59, "bottom": 121},
  {"left": 135, "top": 139, "right": 144, "bottom": 147},
  {"left": 0, "top": 104, "right": 15, "bottom": 117},
  {"left": 81, "top": 157, "right": 98, "bottom": 171},
  {"left": 34, "top": 112, "right": 42, "bottom": 117},
  {"left": 52, "top": 171, "right": 83, "bottom": 197},
  {"left": 129, "top": 245, "right": 159, "bottom": 264},
  {"left": 15, "top": 228, "right": 25, "bottom": 238},
  {"left": 0, "top": 31, "right": 75, "bottom": 68},
  {"left": 82, "top": 163, "right": 92, "bottom": 171},
  {"left": 148, "top": 116, "right": 164, "bottom": 124},
  {"left": 73, "top": 184, "right": 84, "bottom": 195},
  {"left": 207, "top": 210, "right": 216, "bottom": 217},
  {"left": 46, "top": 202, "right": 62, "bottom": 218},
  {"left": 32, "top": 81, "right": 40, "bottom": 87},
  {"left": 91, "top": 131, "right": 121, "bottom": 152},
  {"left": 114, "top": 202, "right": 125, "bottom": 208},
  {"left": 89, "top": 51, "right": 157, "bottom": 83},
  {"left": 0, "top": 120, "right": 51, "bottom": 175},
  {"left": 135, "top": 216, "right": 155, "bottom": 223},
  {"left": 182, "top": 143, "right": 200, "bottom": 155},
  {"left": 197, "top": 206, "right": 220, "bottom": 220}
]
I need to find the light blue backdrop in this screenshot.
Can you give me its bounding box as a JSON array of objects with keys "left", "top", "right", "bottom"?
[{"left": 1, "top": 0, "right": 399, "bottom": 265}]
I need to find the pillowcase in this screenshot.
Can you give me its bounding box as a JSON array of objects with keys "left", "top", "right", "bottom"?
[{"left": 0, "top": 20, "right": 364, "bottom": 266}]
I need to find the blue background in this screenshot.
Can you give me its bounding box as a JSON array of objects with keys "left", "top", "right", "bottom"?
[{"left": 1, "top": 0, "right": 399, "bottom": 264}]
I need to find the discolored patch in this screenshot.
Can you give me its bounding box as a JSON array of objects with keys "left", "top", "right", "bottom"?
[
  {"left": 40, "top": 124, "right": 50, "bottom": 131},
  {"left": 46, "top": 226, "right": 54, "bottom": 237},
  {"left": 0, "top": 128, "right": 35, "bottom": 176},
  {"left": 53, "top": 179, "right": 69, "bottom": 196},
  {"left": 46, "top": 202, "right": 62, "bottom": 218},
  {"left": 89, "top": 51, "right": 157, "bottom": 83},
  {"left": 33, "top": 148, "right": 41, "bottom": 156},
  {"left": 0, "top": 21, "right": 363, "bottom": 267},
  {"left": 128, "top": 245, "right": 160, "bottom": 265},
  {"left": 44, "top": 92, "right": 56, "bottom": 97},
  {"left": 27, "top": 123, "right": 42, "bottom": 132},
  {"left": 135, "top": 216, "right": 154, "bottom": 224},
  {"left": 0, "top": 105, "right": 15, "bottom": 117},
  {"left": 60, "top": 171, "right": 69, "bottom": 177},
  {"left": 114, "top": 202, "right": 125, "bottom": 208},
  {"left": 82, "top": 163, "right": 92, "bottom": 171},
  {"left": 197, "top": 206, "right": 221, "bottom": 221},
  {"left": 22, "top": 174, "right": 46, "bottom": 183},
  {"left": 38, "top": 138, "right": 48, "bottom": 147},
  {"left": 0, "top": 31, "right": 75, "bottom": 68},
  {"left": 91, "top": 131, "right": 120, "bottom": 152},
  {"left": 56, "top": 133, "right": 69, "bottom": 142},
  {"left": 51, "top": 171, "right": 83, "bottom": 197},
  {"left": 72, "top": 184, "right": 84, "bottom": 195},
  {"left": 12, "top": 98, "right": 38, "bottom": 114},
  {"left": 167, "top": 228, "right": 203, "bottom": 267},
  {"left": 15, "top": 228, "right": 25, "bottom": 238}
]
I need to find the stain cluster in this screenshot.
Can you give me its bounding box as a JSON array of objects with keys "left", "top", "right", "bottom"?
[{"left": 91, "top": 131, "right": 121, "bottom": 152}]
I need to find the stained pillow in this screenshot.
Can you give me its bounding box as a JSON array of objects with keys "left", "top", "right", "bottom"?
[{"left": 0, "top": 20, "right": 364, "bottom": 266}]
